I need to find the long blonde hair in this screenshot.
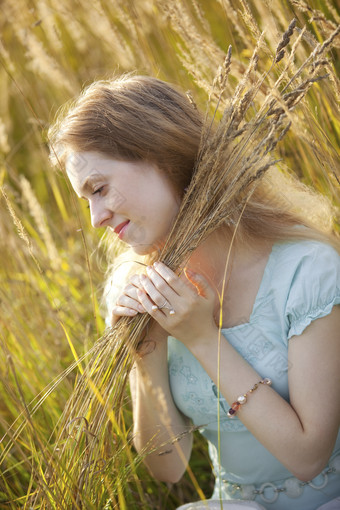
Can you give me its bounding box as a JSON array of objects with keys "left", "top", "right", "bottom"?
[
  {"left": 48, "top": 74, "right": 202, "bottom": 196},
  {"left": 48, "top": 73, "right": 340, "bottom": 308}
]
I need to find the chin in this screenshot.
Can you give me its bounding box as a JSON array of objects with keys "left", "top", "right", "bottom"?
[
  {"left": 127, "top": 232, "right": 166, "bottom": 256},
  {"left": 131, "top": 239, "right": 165, "bottom": 257}
]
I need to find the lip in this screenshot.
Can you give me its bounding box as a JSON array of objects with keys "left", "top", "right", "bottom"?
[{"left": 114, "top": 220, "right": 130, "bottom": 239}]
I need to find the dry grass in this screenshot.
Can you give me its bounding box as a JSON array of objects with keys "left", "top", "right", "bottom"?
[{"left": 0, "top": 0, "right": 339, "bottom": 508}]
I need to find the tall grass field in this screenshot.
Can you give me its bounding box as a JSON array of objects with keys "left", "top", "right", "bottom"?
[{"left": 0, "top": 0, "right": 339, "bottom": 508}]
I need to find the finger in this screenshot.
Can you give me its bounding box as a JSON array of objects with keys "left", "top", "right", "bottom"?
[
  {"left": 145, "top": 266, "right": 179, "bottom": 303},
  {"left": 139, "top": 273, "right": 171, "bottom": 309},
  {"left": 152, "top": 261, "right": 194, "bottom": 297},
  {"left": 111, "top": 305, "right": 143, "bottom": 317},
  {"left": 129, "top": 274, "right": 144, "bottom": 288},
  {"left": 136, "top": 288, "right": 167, "bottom": 318},
  {"left": 116, "top": 294, "right": 145, "bottom": 313},
  {"left": 122, "top": 283, "right": 141, "bottom": 301},
  {"left": 184, "top": 268, "right": 215, "bottom": 299}
]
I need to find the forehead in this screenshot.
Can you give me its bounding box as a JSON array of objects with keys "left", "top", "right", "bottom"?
[
  {"left": 65, "top": 152, "right": 174, "bottom": 199},
  {"left": 66, "top": 152, "right": 108, "bottom": 179},
  {"left": 65, "top": 152, "right": 112, "bottom": 194}
]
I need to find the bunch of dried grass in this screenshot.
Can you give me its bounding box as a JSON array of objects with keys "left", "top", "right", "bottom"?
[{"left": 20, "top": 18, "right": 339, "bottom": 507}]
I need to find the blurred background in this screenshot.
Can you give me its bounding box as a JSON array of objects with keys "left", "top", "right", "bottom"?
[{"left": 0, "top": 0, "right": 339, "bottom": 507}]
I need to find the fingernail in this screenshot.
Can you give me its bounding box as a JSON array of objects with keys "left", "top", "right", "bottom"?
[
  {"left": 146, "top": 266, "right": 153, "bottom": 275},
  {"left": 138, "top": 304, "right": 145, "bottom": 312}
]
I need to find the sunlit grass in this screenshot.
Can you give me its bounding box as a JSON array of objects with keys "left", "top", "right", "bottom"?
[{"left": 0, "top": 0, "right": 339, "bottom": 507}]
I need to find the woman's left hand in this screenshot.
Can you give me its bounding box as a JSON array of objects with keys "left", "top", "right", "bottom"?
[{"left": 136, "top": 261, "right": 219, "bottom": 348}]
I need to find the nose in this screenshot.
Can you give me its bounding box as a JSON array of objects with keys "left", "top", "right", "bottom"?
[{"left": 89, "top": 200, "right": 113, "bottom": 228}]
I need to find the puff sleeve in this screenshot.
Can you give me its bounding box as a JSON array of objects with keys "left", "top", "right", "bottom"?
[{"left": 285, "top": 242, "right": 340, "bottom": 339}]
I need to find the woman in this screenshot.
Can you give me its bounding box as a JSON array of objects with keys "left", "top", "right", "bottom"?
[{"left": 49, "top": 75, "right": 340, "bottom": 510}]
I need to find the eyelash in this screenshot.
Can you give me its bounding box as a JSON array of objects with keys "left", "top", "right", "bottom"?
[{"left": 92, "top": 186, "right": 104, "bottom": 195}]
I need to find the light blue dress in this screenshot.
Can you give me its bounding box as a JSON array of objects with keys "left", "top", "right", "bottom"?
[{"left": 168, "top": 240, "right": 340, "bottom": 510}]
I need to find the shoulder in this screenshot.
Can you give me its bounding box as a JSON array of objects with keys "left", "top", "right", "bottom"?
[
  {"left": 274, "top": 239, "right": 340, "bottom": 339},
  {"left": 251, "top": 238, "right": 340, "bottom": 340},
  {"left": 267, "top": 239, "right": 340, "bottom": 292},
  {"left": 259, "top": 238, "right": 340, "bottom": 303},
  {"left": 272, "top": 238, "right": 340, "bottom": 266}
]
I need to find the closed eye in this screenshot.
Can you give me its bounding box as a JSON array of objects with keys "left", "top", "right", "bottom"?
[{"left": 92, "top": 186, "right": 104, "bottom": 195}]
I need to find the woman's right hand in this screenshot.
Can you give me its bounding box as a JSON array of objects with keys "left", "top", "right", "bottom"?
[{"left": 111, "top": 275, "right": 146, "bottom": 326}]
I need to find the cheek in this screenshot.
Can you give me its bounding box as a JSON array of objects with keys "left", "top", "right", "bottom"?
[
  {"left": 123, "top": 174, "right": 181, "bottom": 226},
  {"left": 165, "top": 191, "right": 181, "bottom": 218},
  {"left": 152, "top": 192, "right": 179, "bottom": 217},
  {"left": 156, "top": 197, "right": 181, "bottom": 234}
]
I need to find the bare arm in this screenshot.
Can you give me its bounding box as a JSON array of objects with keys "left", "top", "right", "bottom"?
[
  {"left": 136, "top": 262, "right": 340, "bottom": 482},
  {"left": 129, "top": 323, "right": 193, "bottom": 483},
  {"left": 190, "top": 305, "right": 340, "bottom": 481},
  {"left": 112, "top": 277, "right": 193, "bottom": 483}
]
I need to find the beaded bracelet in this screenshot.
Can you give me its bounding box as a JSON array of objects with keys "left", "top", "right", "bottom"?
[{"left": 227, "top": 378, "right": 272, "bottom": 418}]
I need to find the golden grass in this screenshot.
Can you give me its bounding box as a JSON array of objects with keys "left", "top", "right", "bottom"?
[{"left": 0, "top": 0, "right": 339, "bottom": 508}]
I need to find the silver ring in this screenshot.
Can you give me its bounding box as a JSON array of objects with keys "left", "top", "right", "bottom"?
[
  {"left": 152, "top": 301, "right": 168, "bottom": 311},
  {"left": 151, "top": 301, "right": 168, "bottom": 310},
  {"left": 158, "top": 301, "right": 169, "bottom": 310},
  {"left": 151, "top": 302, "right": 175, "bottom": 315}
]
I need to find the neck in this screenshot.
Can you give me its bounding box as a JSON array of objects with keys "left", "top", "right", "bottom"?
[{"left": 186, "top": 225, "right": 271, "bottom": 287}]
